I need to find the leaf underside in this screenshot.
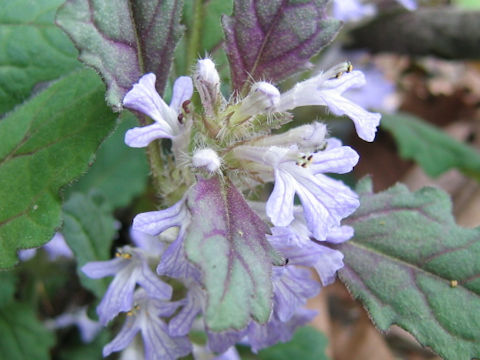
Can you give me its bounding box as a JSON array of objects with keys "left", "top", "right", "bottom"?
[
  {"left": 0, "top": 69, "right": 116, "bottom": 268},
  {"left": 56, "top": 0, "right": 184, "bottom": 110},
  {"left": 222, "top": 0, "right": 341, "bottom": 91},
  {"left": 339, "top": 178, "right": 480, "bottom": 360},
  {"left": 185, "top": 176, "right": 284, "bottom": 332}
]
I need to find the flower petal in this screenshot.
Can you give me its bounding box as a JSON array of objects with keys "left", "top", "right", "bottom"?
[
  {"left": 326, "top": 225, "right": 354, "bottom": 244},
  {"left": 168, "top": 283, "right": 204, "bottom": 336},
  {"left": 125, "top": 123, "right": 173, "bottom": 148},
  {"left": 133, "top": 199, "right": 187, "bottom": 236},
  {"left": 169, "top": 76, "right": 193, "bottom": 113},
  {"left": 81, "top": 258, "right": 125, "bottom": 279},
  {"left": 137, "top": 260, "right": 172, "bottom": 300},
  {"left": 310, "top": 145, "right": 359, "bottom": 174},
  {"left": 97, "top": 268, "right": 137, "bottom": 325},
  {"left": 103, "top": 316, "right": 140, "bottom": 357},
  {"left": 266, "top": 169, "right": 296, "bottom": 226},
  {"left": 123, "top": 73, "right": 176, "bottom": 130}
]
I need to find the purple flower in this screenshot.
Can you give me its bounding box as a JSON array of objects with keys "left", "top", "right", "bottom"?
[
  {"left": 45, "top": 307, "right": 102, "bottom": 343},
  {"left": 276, "top": 64, "right": 382, "bottom": 142},
  {"left": 247, "top": 308, "right": 317, "bottom": 353},
  {"left": 332, "top": 0, "right": 376, "bottom": 22},
  {"left": 18, "top": 232, "right": 73, "bottom": 262},
  {"left": 168, "top": 280, "right": 205, "bottom": 337},
  {"left": 82, "top": 246, "right": 172, "bottom": 325},
  {"left": 234, "top": 141, "right": 359, "bottom": 240},
  {"left": 123, "top": 74, "right": 193, "bottom": 148},
  {"left": 272, "top": 266, "right": 320, "bottom": 322},
  {"left": 268, "top": 213, "right": 353, "bottom": 285},
  {"left": 103, "top": 290, "right": 192, "bottom": 360}
]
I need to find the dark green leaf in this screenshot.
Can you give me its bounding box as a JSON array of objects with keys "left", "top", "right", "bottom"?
[
  {"left": 0, "top": 270, "right": 17, "bottom": 307},
  {"left": 56, "top": 0, "right": 184, "bottom": 110},
  {"left": 0, "top": 69, "right": 116, "bottom": 269},
  {"left": 0, "top": 0, "right": 79, "bottom": 114},
  {"left": 222, "top": 0, "right": 341, "bottom": 91},
  {"left": 68, "top": 112, "right": 149, "bottom": 209},
  {"left": 185, "top": 176, "right": 284, "bottom": 331},
  {"left": 381, "top": 113, "right": 480, "bottom": 180},
  {"left": 257, "top": 326, "right": 329, "bottom": 360},
  {"left": 58, "top": 330, "right": 110, "bottom": 360},
  {"left": 339, "top": 177, "right": 480, "bottom": 360},
  {"left": 0, "top": 302, "right": 55, "bottom": 360},
  {"left": 63, "top": 192, "right": 117, "bottom": 297}
]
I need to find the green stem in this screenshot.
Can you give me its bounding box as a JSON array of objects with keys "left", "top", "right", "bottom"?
[
  {"left": 187, "top": 0, "right": 203, "bottom": 70},
  {"left": 146, "top": 141, "right": 166, "bottom": 197}
]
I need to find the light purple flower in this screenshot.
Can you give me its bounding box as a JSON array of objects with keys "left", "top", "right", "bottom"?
[
  {"left": 277, "top": 65, "right": 382, "bottom": 142},
  {"left": 18, "top": 232, "right": 73, "bottom": 262},
  {"left": 332, "top": 0, "right": 376, "bottom": 22},
  {"left": 123, "top": 74, "right": 193, "bottom": 148},
  {"left": 130, "top": 228, "right": 164, "bottom": 256},
  {"left": 396, "top": 0, "right": 417, "bottom": 10},
  {"left": 272, "top": 266, "right": 320, "bottom": 322},
  {"left": 82, "top": 246, "right": 172, "bottom": 325},
  {"left": 45, "top": 307, "right": 102, "bottom": 343},
  {"left": 268, "top": 214, "right": 354, "bottom": 285},
  {"left": 103, "top": 290, "right": 192, "bottom": 360},
  {"left": 168, "top": 280, "right": 205, "bottom": 337},
  {"left": 247, "top": 308, "right": 317, "bottom": 353},
  {"left": 234, "top": 143, "right": 359, "bottom": 240}
]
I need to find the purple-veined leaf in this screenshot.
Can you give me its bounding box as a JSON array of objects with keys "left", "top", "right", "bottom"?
[
  {"left": 56, "top": 0, "right": 184, "bottom": 111},
  {"left": 222, "top": 0, "right": 341, "bottom": 92},
  {"left": 338, "top": 177, "right": 480, "bottom": 360},
  {"left": 184, "top": 176, "right": 284, "bottom": 332}
]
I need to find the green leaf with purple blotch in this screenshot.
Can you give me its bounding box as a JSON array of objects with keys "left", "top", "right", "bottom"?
[
  {"left": 338, "top": 177, "right": 480, "bottom": 360},
  {"left": 56, "top": 0, "right": 184, "bottom": 111},
  {"left": 222, "top": 0, "right": 341, "bottom": 92},
  {"left": 185, "top": 176, "right": 284, "bottom": 332},
  {"left": 0, "top": 69, "right": 116, "bottom": 269}
]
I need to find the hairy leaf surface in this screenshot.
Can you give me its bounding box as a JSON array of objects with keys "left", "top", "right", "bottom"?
[
  {"left": 185, "top": 176, "right": 284, "bottom": 331},
  {"left": 0, "top": 302, "right": 55, "bottom": 360},
  {"left": 67, "top": 112, "right": 149, "bottom": 209},
  {"left": 0, "top": 0, "right": 79, "bottom": 114},
  {"left": 63, "top": 192, "right": 116, "bottom": 298},
  {"left": 339, "top": 178, "right": 480, "bottom": 360},
  {"left": 222, "top": 0, "right": 341, "bottom": 91},
  {"left": 56, "top": 0, "right": 184, "bottom": 110},
  {"left": 381, "top": 113, "right": 480, "bottom": 180},
  {"left": 0, "top": 69, "right": 116, "bottom": 268}
]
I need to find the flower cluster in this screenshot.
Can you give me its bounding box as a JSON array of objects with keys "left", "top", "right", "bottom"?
[{"left": 83, "top": 58, "right": 381, "bottom": 359}]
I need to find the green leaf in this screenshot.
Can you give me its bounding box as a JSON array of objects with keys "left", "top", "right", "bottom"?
[
  {"left": 56, "top": 0, "right": 184, "bottom": 110},
  {"left": 0, "top": 69, "right": 116, "bottom": 269},
  {"left": 185, "top": 176, "right": 284, "bottom": 332},
  {"left": 0, "top": 0, "right": 80, "bottom": 114},
  {"left": 257, "top": 326, "right": 329, "bottom": 360},
  {"left": 67, "top": 112, "right": 149, "bottom": 209},
  {"left": 381, "top": 113, "right": 480, "bottom": 180},
  {"left": 62, "top": 192, "right": 117, "bottom": 298},
  {"left": 58, "top": 330, "right": 110, "bottom": 360},
  {"left": 0, "top": 271, "right": 17, "bottom": 307},
  {"left": 338, "top": 177, "right": 480, "bottom": 360},
  {"left": 0, "top": 302, "right": 55, "bottom": 360}
]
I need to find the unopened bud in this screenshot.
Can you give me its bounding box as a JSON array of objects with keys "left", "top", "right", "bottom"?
[
  {"left": 194, "top": 59, "right": 223, "bottom": 117},
  {"left": 252, "top": 122, "right": 327, "bottom": 150},
  {"left": 230, "top": 82, "right": 280, "bottom": 125},
  {"left": 192, "top": 148, "right": 221, "bottom": 173}
]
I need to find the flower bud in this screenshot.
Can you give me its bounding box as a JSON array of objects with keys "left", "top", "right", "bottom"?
[
  {"left": 194, "top": 58, "right": 223, "bottom": 117},
  {"left": 192, "top": 148, "right": 221, "bottom": 173}
]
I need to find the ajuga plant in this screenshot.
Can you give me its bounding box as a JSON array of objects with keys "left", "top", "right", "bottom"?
[{"left": 0, "top": 1, "right": 479, "bottom": 360}]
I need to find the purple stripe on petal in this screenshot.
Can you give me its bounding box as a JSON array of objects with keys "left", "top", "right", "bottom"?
[
  {"left": 133, "top": 199, "right": 187, "bottom": 236},
  {"left": 310, "top": 146, "right": 359, "bottom": 175},
  {"left": 103, "top": 316, "right": 140, "bottom": 357},
  {"left": 266, "top": 169, "right": 296, "bottom": 227},
  {"left": 138, "top": 261, "right": 173, "bottom": 300}
]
